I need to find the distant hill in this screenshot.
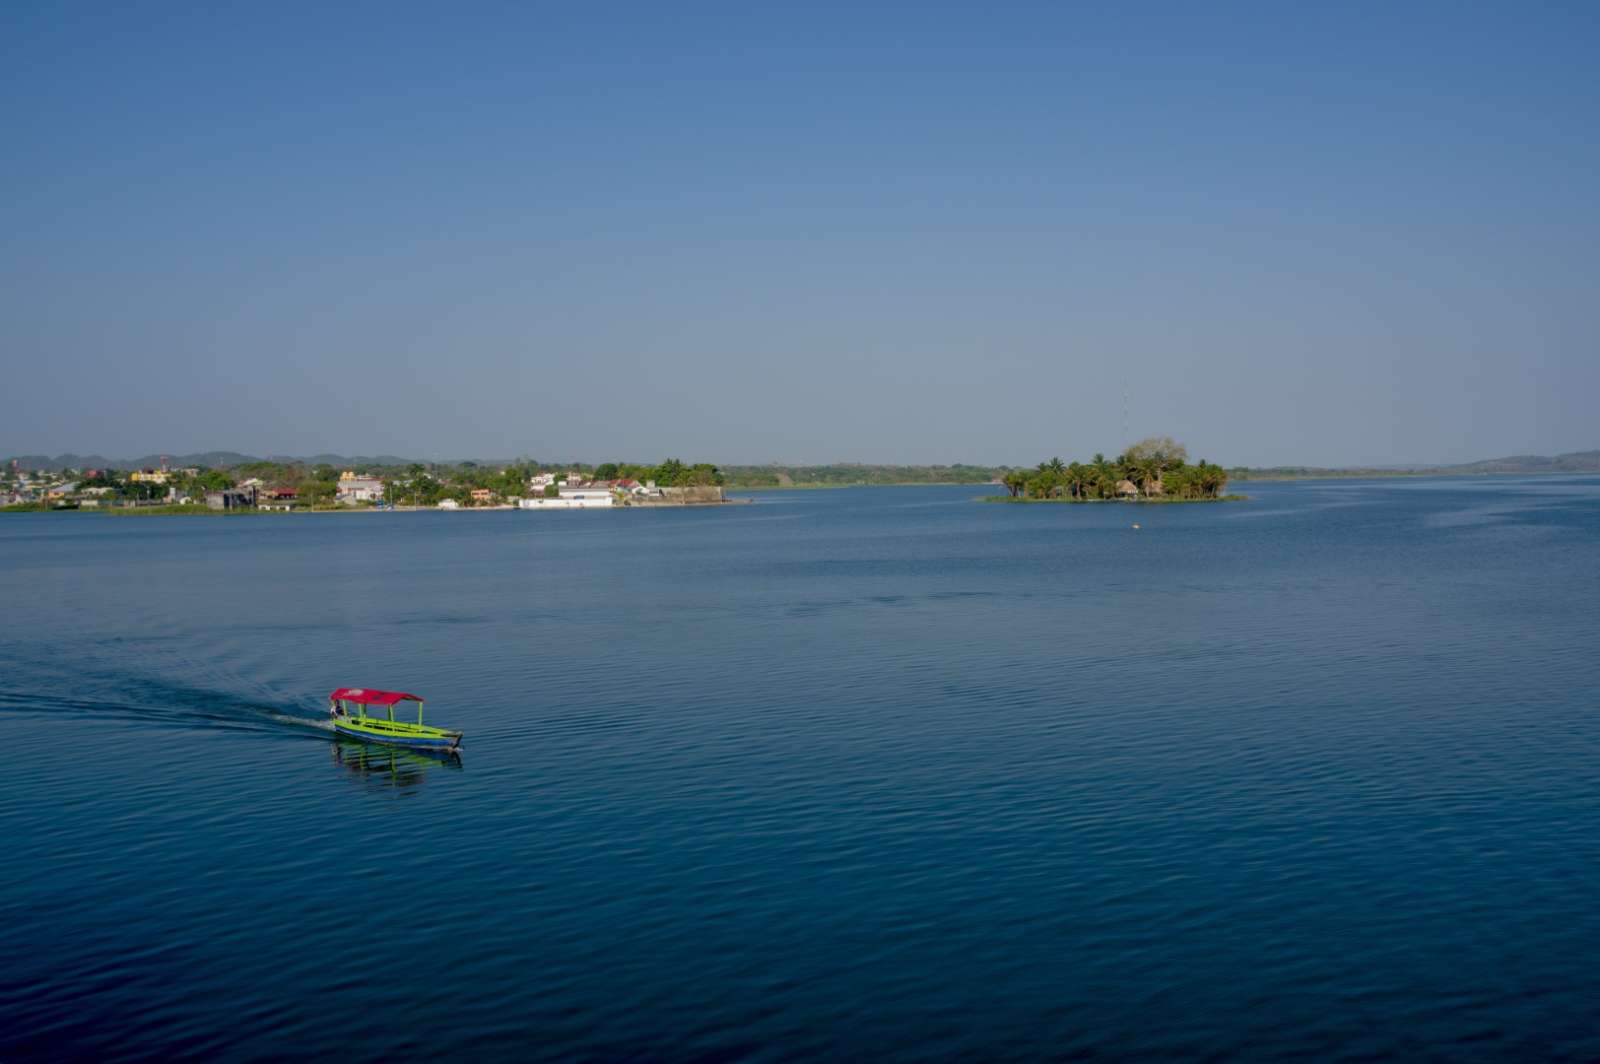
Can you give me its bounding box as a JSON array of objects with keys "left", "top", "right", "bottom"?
[
  {"left": 9, "top": 454, "right": 119, "bottom": 472},
  {"left": 1449, "top": 450, "right": 1600, "bottom": 474},
  {"left": 5, "top": 451, "right": 433, "bottom": 472},
  {"left": 260, "top": 454, "right": 423, "bottom": 469},
  {"left": 1232, "top": 449, "right": 1600, "bottom": 480}
]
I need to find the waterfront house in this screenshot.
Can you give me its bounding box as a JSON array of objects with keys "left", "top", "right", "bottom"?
[
  {"left": 205, "top": 487, "right": 256, "bottom": 510},
  {"left": 616, "top": 478, "right": 659, "bottom": 498},
  {"left": 335, "top": 471, "right": 385, "bottom": 504},
  {"left": 559, "top": 484, "right": 614, "bottom": 506},
  {"left": 260, "top": 488, "right": 299, "bottom": 512},
  {"left": 520, "top": 484, "right": 616, "bottom": 509}
]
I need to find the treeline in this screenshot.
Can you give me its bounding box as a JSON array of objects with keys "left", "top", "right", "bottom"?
[
  {"left": 590, "top": 459, "right": 723, "bottom": 487},
  {"left": 723, "top": 464, "right": 1001, "bottom": 487},
  {"left": 999, "top": 438, "right": 1229, "bottom": 500}
]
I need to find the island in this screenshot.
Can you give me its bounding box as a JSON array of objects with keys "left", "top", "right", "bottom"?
[{"left": 982, "top": 438, "right": 1237, "bottom": 502}]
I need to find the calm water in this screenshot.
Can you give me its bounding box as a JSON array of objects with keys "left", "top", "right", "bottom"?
[{"left": 3, "top": 479, "right": 1599, "bottom": 1061}]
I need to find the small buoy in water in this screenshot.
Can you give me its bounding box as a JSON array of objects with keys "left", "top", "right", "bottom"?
[{"left": 1132, "top": 523, "right": 1141, "bottom": 529}]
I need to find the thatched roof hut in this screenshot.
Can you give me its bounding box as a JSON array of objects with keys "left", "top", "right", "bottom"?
[{"left": 1116, "top": 479, "right": 1139, "bottom": 497}]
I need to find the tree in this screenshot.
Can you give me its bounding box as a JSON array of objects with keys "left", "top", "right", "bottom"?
[
  {"left": 196, "top": 469, "right": 234, "bottom": 492},
  {"left": 1066, "top": 462, "right": 1088, "bottom": 500},
  {"left": 1090, "top": 455, "right": 1115, "bottom": 499},
  {"left": 686, "top": 463, "right": 723, "bottom": 486},
  {"left": 654, "top": 458, "right": 685, "bottom": 486},
  {"left": 594, "top": 463, "right": 619, "bottom": 480},
  {"left": 1026, "top": 471, "right": 1060, "bottom": 499},
  {"left": 1126, "top": 436, "right": 1188, "bottom": 469},
  {"left": 301, "top": 480, "right": 336, "bottom": 505},
  {"left": 1127, "top": 454, "right": 1161, "bottom": 496}
]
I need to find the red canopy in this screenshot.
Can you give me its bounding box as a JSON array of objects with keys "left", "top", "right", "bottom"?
[{"left": 329, "top": 687, "right": 423, "bottom": 705}]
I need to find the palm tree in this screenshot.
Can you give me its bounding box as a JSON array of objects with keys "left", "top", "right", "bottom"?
[
  {"left": 1065, "top": 462, "right": 1086, "bottom": 500},
  {"left": 1130, "top": 455, "right": 1161, "bottom": 496},
  {"left": 1090, "top": 455, "right": 1114, "bottom": 499},
  {"left": 1201, "top": 462, "right": 1228, "bottom": 498}
]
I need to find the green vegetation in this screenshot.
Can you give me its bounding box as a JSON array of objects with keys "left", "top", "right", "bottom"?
[
  {"left": 650, "top": 459, "right": 724, "bottom": 487},
  {"left": 722, "top": 464, "right": 1001, "bottom": 488},
  {"left": 987, "top": 493, "right": 1247, "bottom": 504},
  {"left": 989, "top": 438, "right": 1232, "bottom": 502}
]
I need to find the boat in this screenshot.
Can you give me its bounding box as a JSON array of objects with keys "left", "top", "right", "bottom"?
[{"left": 328, "top": 687, "right": 462, "bottom": 751}]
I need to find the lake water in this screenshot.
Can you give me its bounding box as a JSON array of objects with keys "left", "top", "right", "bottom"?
[{"left": 4, "top": 478, "right": 1599, "bottom": 1061}]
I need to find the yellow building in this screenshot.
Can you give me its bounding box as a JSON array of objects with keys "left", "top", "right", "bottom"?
[
  {"left": 130, "top": 469, "right": 169, "bottom": 484},
  {"left": 336, "top": 471, "right": 385, "bottom": 503}
]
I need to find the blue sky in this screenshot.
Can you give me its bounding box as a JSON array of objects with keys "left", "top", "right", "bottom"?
[{"left": 3, "top": 1, "right": 1596, "bottom": 465}]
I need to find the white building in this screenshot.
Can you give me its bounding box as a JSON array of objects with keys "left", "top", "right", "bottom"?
[
  {"left": 520, "top": 486, "right": 615, "bottom": 509},
  {"left": 336, "top": 471, "right": 385, "bottom": 504}
]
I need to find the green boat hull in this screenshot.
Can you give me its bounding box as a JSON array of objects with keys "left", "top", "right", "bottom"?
[{"left": 332, "top": 717, "right": 462, "bottom": 750}]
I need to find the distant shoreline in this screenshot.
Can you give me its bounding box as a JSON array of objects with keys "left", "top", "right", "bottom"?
[{"left": 1, "top": 500, "right": 750, "bottom": 517}]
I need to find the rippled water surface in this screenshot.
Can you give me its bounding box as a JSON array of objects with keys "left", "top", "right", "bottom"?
[{"left": 4, "top": 479, "right": 1599, "bottom": 1060}]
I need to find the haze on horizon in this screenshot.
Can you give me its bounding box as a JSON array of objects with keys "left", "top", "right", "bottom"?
[{"left": 3, "top": 3, "right": 1596, "bottom": 468}]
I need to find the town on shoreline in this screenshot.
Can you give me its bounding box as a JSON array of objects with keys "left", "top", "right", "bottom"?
[{"left": 0, "top": 459, "right": 733, "bottom": 513}]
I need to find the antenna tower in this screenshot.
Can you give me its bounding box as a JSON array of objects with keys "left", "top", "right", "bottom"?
[{"left": 1122, "top": 379, "right": 1130, "bottom": 445}]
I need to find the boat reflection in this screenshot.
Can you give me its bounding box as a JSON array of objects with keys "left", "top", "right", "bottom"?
[{"left": 331, "top": 738, "right": 462, "bottom": 792}]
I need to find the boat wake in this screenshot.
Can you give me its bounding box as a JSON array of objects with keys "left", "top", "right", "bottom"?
[{"left": 0, "top": 668, "right": 335, "bottom": 741}]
